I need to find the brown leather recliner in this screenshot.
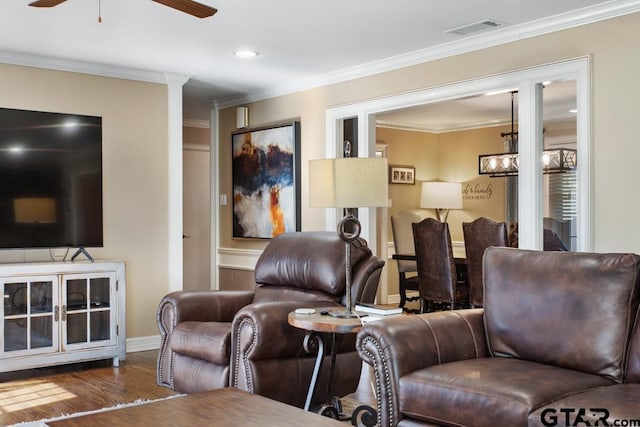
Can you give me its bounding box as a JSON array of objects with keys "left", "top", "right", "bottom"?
[
  {"left": 357, "top": 247, "right": 640, "bottom": 427},
  {"left": 157, "top": 231, "right": 384, "bottom": 407}
]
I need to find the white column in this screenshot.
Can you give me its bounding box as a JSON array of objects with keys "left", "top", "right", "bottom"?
[
  {"left": 210, "top": 106, "right": 219, "bottom": 290},
  {"left": 517, "top": 82, "right": 544, "bottom": 250},
  {"left": 165, "top": 73, "right": 189, "bottom": 293}
]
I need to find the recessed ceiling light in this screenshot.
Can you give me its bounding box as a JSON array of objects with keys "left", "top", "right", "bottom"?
[
  {"left": 569, "top": 109, "right": 578, "bottom": 114},
  {"left": 235, "top": 50, "right": 259, "bottom": 58}
]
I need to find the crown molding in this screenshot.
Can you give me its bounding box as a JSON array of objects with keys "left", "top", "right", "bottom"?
[
  {"left": 217, "top": 0, "right": 640, "bottom": 108},
  {"left": 0, "top": 50, "right": 169, "bottom": 84},
  {"left": 183, "top": 119, "right": 210, "bottom": 128},
  {"left": 376, "top": 119, "right": 514, "bottom": 134}
]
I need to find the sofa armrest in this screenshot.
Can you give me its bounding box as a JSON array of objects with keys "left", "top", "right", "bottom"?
[
  {"left": 356, "top": 309, "right": 488, "bottom": 427},
  {"left": 157, "top": 290, "right": 255, "bottom": 389},
  {"left": 230, "top": 300, "right": 340, "bottom": 391}
]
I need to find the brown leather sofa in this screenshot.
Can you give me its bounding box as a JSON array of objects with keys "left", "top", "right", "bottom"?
[
  {"left": 157, "top": 231, "right": 384, "bottom": 407},
  {"left": 357, "top": 247, "right": 640, "bottom": 426}
]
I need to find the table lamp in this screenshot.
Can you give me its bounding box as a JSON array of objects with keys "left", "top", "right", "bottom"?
[
  {"left": 309, "top": 157, "right": 388, "bottom": 317},
  {"left": 419, "top": 181, "right": 462, "bottom": 222}
]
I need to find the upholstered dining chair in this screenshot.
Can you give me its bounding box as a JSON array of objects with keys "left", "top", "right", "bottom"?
[
  {"left": 412, "top": 218, "right": 469, "bottom": 311},
  {"left": 390, "top": 210, "right": 429, "bottom": 312},
  {"left": 462, "top": 217, "right": 508, "bottom": 307},
  {"left": 543, "top": 217, "right": 571, "bottom": 249},
  {"left": 508, "top": 221, "right": 569, "bottom": 251}
]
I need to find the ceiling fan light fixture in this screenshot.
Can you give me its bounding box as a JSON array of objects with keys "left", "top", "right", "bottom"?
[
  {"left": 151, "top": 0, "right": 217, "bottom": 18},
  {"left": 235, "top": 50, "right": 259, "bottom": 58},
  {"left": 30, "top": 0, "right": 218, "bottom": 19}
]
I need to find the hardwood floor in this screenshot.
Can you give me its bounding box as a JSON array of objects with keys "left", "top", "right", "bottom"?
[{"left": 0, "top": 351, "right": 178, "bottom": 426}]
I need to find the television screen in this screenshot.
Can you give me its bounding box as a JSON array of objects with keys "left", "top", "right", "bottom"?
[{"left": 0, "top": 107, "right": 103, "bottom": 249}]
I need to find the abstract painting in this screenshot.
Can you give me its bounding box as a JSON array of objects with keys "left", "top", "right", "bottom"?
[{"left": 232, "top": 121, "right": 301, "bottom": 239}]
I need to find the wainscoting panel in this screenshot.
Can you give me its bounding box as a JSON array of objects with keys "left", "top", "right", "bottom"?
[
  {"left": 217, "top": 247, "right": 261, "bottom": 291},
  {"left": 219, "top": 268, "right": 256, "bottom": 291}
]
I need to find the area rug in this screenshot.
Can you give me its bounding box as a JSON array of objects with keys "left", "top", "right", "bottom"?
[{"left": 7, "top": 394, "right": 185, "bottom": 427}]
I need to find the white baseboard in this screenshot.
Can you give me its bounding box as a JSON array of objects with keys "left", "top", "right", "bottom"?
[{"left": 126, "top": 335, "right": 160, "bottom": 353}]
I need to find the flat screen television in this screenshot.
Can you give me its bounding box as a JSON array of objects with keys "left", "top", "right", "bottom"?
[{"left": 0, "top": 107, "right": 103, "bottom": 250}]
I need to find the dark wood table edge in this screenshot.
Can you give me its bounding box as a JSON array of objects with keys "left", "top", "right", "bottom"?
[{"left": 47, "top": 387, "right": 345, "bottom": 426}]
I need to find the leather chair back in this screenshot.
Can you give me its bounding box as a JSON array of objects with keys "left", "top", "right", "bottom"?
[
  {"left": 391, "top": 210, "right": 428, "bottom": 273},
  {"left": 484, "top": 247, "right": 640, "bottom": 383},
  {"left": 543, "top": 217, "right": 571, "bottom": 249},
  {"left": 253, "top": 231, "right": 383, "bottom": 305},
  {"left": 412, "top": 218, "right": 458, "bottom": 304},
  {"left": 462, "top": 217, "right": 508, "bottom": 307}
]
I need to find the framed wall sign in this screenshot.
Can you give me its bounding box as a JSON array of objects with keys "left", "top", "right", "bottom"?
[
  {"left": 232, "top": 121, "right": 301, "bottom": 239},
  {"left": 389, "top": 165, "right": 415, "bottom": 185}
]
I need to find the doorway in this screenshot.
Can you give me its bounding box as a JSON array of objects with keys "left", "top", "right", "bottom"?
[
  {"left": 183, "top": 143, "right": 211, "bottom": 291},
  {"left": 325, "top": 58, "right": 591, "bottom": 303}
]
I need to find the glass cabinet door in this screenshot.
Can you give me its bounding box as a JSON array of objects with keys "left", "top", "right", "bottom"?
[
  {"left": 1, "top": 276, "right": 58, "bottom": 357},
  {"left": 63, "top": 272, "right": 117, "bottom": 350}
]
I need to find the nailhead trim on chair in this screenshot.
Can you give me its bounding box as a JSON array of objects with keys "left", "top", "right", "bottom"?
[
  {"left": 232, "top": 317, "right": 258, "bottom": 392},
  {"left": 359, "top": 336, "right": 395, "bottom": 427},
  {"left": 157, "top": 300, "right": 177, "bottom": 389}
]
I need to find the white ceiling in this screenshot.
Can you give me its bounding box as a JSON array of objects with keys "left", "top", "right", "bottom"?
[
  {"left": 377, "top": 80, "right": 577, "bottom": 133},
  {"left": 1, "top": 0, "right": 638, "bottom": 122}
]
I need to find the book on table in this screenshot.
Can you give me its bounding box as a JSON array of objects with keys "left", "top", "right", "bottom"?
[{"left": 355, "top": 303, "right": 403, "bottom": 316}]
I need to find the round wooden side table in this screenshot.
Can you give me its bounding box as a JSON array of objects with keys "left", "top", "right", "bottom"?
[{"left": 288, "top": 308, "right": 376, "bottom": 426}]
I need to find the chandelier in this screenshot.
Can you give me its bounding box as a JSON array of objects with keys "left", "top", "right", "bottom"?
[
  {"left": 479, "top": 148, "right": 577, "bottom": 176},
  {"left": 478, "top": 91, "right": 577, "bottom": 177}
]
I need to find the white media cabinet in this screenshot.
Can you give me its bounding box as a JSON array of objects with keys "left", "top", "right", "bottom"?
[{"left": 0, "top": 260, "right": 126, "bottom": 373}]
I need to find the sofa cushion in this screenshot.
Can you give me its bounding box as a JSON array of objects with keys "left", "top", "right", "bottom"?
[
  {"left": 169, "top": 321, "right": 231, "bottom": 365},
  {"left": 528, "top": 384, "right": 640, "bottom": 427},
  {"left": 398, "top": 358, "right": 614, "bottom": 427},
  {"left": 483, "top": 248, "right": 640, "bottom": 382},
  {"left": 254, "top": 231, "right": 371, "bottom": 296}
]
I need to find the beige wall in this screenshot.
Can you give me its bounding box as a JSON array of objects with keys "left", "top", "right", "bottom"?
[
  {"left": 379, "top": 126, "right": 507, "bottom": 241},
  {"left": 378, "top": 125, "right": 507, "bottom": 296},
  {"left": 184, "top": 126, "right": 209, "bottom": 147},
  {"left": 0, "top": 64, "right": 170, "bottom": 339},
  {"left": 217, "top": 12, "right": 640, "bottom": 296}
]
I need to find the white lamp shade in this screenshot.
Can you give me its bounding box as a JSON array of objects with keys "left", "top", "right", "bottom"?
[
  {"left": 420, "top": 182, "right": 462, "bottom": 210},
  {"left": 309, "top": 157, "right": 389, "bottom": 208}
]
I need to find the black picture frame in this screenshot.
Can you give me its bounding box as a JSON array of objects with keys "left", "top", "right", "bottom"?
[
  {"left": 389, "top": 165, "right": 416, "bottom": 185},
  {"left": 231, "top": 121, "right": 301, "bottom": 239}
]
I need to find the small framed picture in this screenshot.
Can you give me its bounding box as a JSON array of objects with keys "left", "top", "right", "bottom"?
[{"left": 389, "top": 165, "right": 416, "bottom": 185}]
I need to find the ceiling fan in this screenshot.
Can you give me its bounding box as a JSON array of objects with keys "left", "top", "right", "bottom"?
[{"left": 29, "top": 0, "right": 218, "bottom": 18}]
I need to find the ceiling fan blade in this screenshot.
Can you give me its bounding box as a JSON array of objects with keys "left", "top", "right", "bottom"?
[
  {"left": 29, "top": 0, "right": 67, "bottom": 6},
  {"left": 151, "top": 0, "right": 217, "bottom": 18}
]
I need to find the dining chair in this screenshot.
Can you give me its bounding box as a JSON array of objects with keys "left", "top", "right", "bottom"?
[
  {"left": 508, "top": 221, "right": 569, "bottom": 251},
  {"left": 543, "top": 217, "right": 571, "bottom": 251},
  {"left": 462, "top": 217, "right": 508, "bottom": 307},
  {"left": 391, "top": 210, "right": 429, "bottom": 312},
  {"left": 412, "top": 218, "right": 469, "bottom": 311}
]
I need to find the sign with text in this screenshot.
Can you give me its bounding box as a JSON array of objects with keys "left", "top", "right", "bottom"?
[{"left": 463, "top": 183, "right": 494, "bottom": 201}]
